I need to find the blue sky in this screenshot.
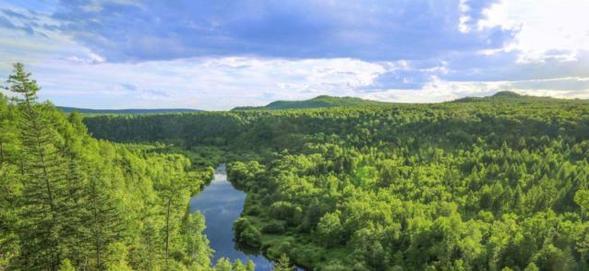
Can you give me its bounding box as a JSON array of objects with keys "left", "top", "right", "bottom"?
[{"left": 0, "top": 0, "right": 588, "bottom": 109}]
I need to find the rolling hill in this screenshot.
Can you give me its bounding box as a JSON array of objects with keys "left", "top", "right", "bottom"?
[
  {"left": 451, "top": 91, "right": 588, "bottom": 103},
  {"left": 232, "top": 95, "right": 392, "bottom": 110}
]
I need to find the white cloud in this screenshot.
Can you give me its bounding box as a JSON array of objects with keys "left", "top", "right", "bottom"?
[
  {"left": 2, "top": 1, "right": 588, "bottom": 110},
  {"left": 65, "top": 52, "right": 106, "bottom": 64},
  {"left": 14, "top": 57, "right": 386, "bottom": 110},
  {"left": 458, "top": 0, "right": 471, "bottom": 33},
  {"left": 363, "top": 76, "right": 589, "bottom": 103},
  {"left": 478, "top": 0, "right": 589, "bottom": 63},
  {"left": 0, "top": 7, "right": 105, "bottom": 73}
]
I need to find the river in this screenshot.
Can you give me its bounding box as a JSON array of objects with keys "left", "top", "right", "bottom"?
[{"left": 189, "top": 164, "right": 274, "bottom": 270}]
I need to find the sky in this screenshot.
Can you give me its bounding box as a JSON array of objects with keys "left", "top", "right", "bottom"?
[{"left": 0, "top": 0, "right": 588, "bottom": 110}]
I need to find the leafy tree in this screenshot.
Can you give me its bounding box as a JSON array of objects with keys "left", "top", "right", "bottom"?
[
  {"left": 215, "top": 257, "right": 233, "bottom": 271},
  {"left": 274, "top": 254, "right": 293, "bottom": 271},
  {"left": 58, "top": 259, "right": 75, "bottom": 271},
  {"left": 315, "top": 211, "right": 344, "bottom": 247},
  {"left": 182, "top": 212, "right": 212, "bottom": 269}
]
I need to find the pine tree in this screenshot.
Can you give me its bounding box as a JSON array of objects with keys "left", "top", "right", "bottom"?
[{"left": 8, "top": 63, "right": 69, "bottom": 270}]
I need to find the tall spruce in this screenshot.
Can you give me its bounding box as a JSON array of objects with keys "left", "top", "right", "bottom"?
[{"left": 7, "top": 63, "right": 68, "bottom": 270}]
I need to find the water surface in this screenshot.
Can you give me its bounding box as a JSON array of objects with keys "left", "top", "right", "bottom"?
[{"left": 190, "top": 164, "right": 273, "bottom": 270}]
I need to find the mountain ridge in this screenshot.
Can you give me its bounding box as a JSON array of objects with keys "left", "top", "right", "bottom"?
[{"left": 233, "top": 91, "right": 589, "bottom": 111}]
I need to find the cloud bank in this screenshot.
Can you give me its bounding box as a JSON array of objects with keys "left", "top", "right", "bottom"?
[{"left": 0, "top": 0, "right": 587, "bottom": 109}]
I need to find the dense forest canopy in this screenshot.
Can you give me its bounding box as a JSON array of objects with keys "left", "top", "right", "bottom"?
[
  {"left": 82, "top": 85, "right": 589, "bottom": 270},
  {"left": 0, "top": 64, "right": 256, "bottom": 271}
]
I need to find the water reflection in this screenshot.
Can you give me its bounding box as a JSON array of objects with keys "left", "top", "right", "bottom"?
[{"left": 190, "top": 164, "right": 274, "bottom": 270}]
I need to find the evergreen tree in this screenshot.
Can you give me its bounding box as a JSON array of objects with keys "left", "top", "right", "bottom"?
[
  {"left": 1, "top": 64, "right": 215, "bottom": 270},
  {"left": 8, "top": 63, "right": 69, "bottom": 270}
]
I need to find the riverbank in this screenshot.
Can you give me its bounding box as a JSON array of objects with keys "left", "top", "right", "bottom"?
[{"left": 190, "top": 164, "right": 274, "bottom": 270}]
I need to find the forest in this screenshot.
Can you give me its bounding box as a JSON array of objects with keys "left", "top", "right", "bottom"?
[
  {"left": 3, "top": 63, "right": 589, "bottom": 271},
  {"left": 83, "top": 86, "right": 589, "bottom": 270},
  {"left": 0, "top": 64, "right": 257, "bottom": 271}
]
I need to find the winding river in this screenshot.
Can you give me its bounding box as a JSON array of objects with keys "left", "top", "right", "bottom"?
[{"left": 189, "top": 164, "right": 274, "bottom": 270}]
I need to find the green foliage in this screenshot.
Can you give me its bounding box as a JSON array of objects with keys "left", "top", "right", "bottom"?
[
  {"left": 214, "top": 258, "right": 233, "bottom": 271},
  {"left": 190, "top": 91, "right": 588, "bottom": 270},
  {"left": 261, "top": 220, "right": 287, "bottom": 234},
  {"left": 86, "top": 89, "right": 589, "bottom": 270},
  {"left": 0, "top": 64, "right": 224, "bottom": 271},
  {"left": 182, "top": 212, "right": 213, "bottom": 269},
  {"left": 58, "top": 259, "right": 75, "bottom": 271},
  {"left": 234, "top": 217, "right": 262, "bottom": 248},
  {"left": 315, "top": 211, "right": 344, "bottom": 247},
  {"left": 274, "top": 254, "right": 293, "bottom": 271}
]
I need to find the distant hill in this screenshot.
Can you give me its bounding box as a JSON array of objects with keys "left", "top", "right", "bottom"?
[
  {"left": 57, "top": 106, "right": 202, "bottom": 114},
  {"left": 232, "top": 95, "right": 392, "bottom": 110},
  {"left": 452, "top": 91, "right": 587, "bottom": 103},
  {"left": 491, "top": 90, "right": 523, "bottom": 98}
]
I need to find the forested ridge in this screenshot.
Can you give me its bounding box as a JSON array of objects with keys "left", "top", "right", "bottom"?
[
  {"left": 0, "top": 64, "right": 256, "bottom": 271},
  {"left": 231, "top": 95, "right": 392, "bottom": 111},
  {"left": 83, "top": 88, "right": 589, "bottom": 270}
]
